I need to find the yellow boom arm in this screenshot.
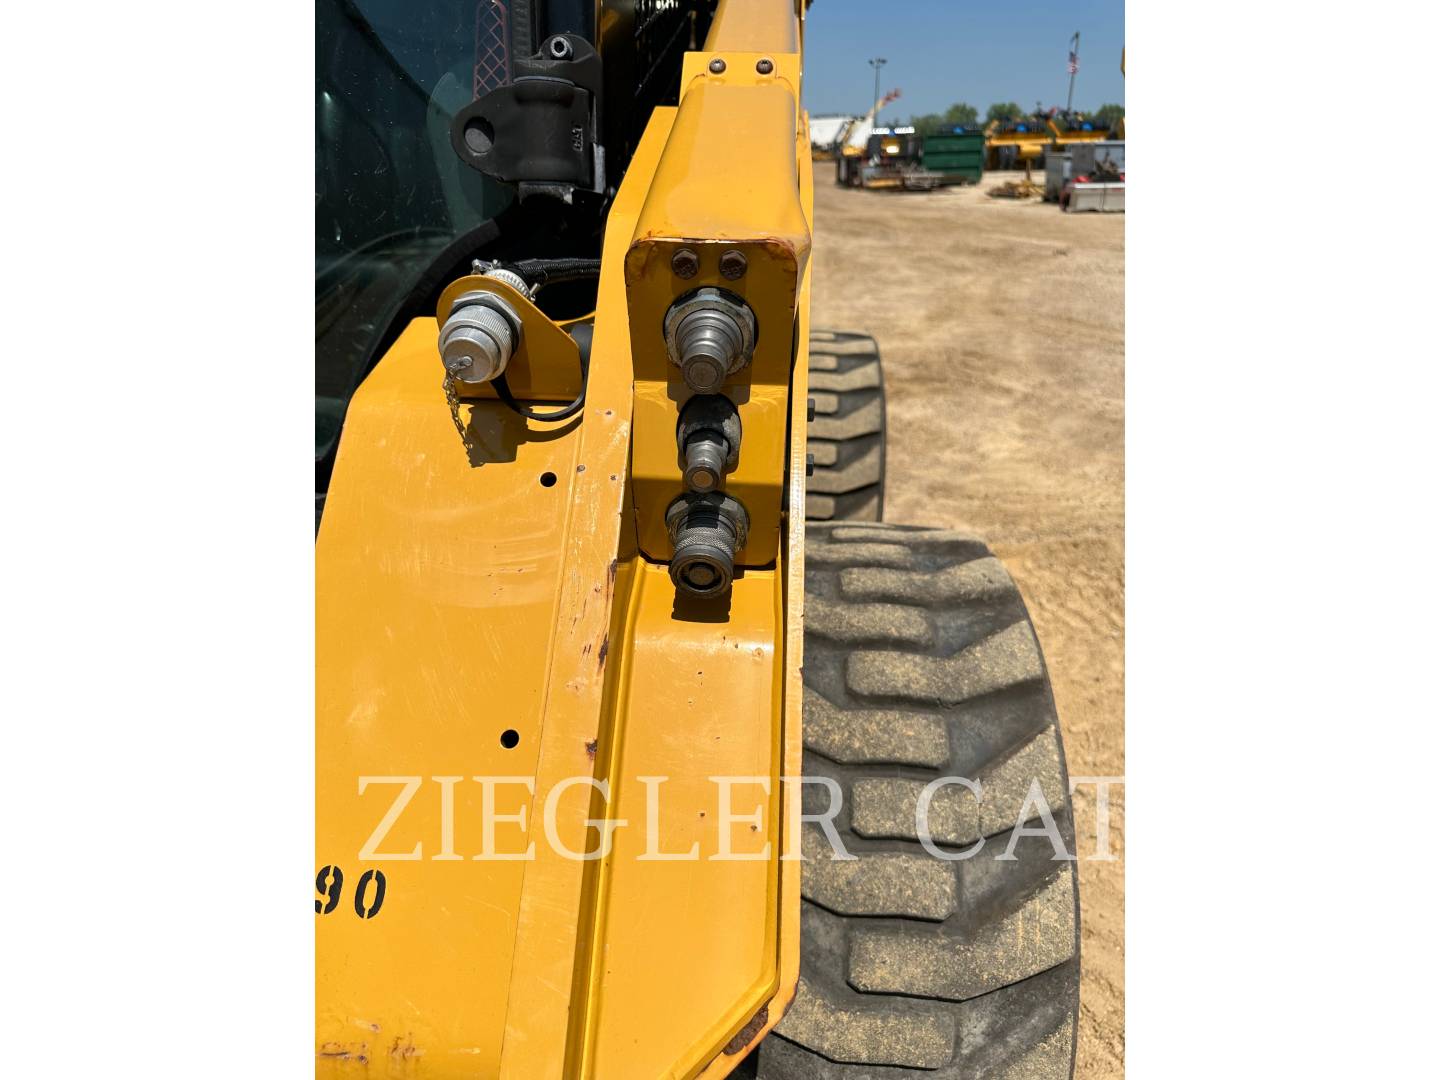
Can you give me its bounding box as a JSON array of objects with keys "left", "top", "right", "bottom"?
[{"left": 316, "top": 2, "right": 811, "bottom": 1077}]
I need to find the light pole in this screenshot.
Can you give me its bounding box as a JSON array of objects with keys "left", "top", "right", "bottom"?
[
  {"left": 1065, "top": 32, "right": 1080, "bottom": 113},
  {"left": 867, "top": 57, "right": 887, "bottom": 116}
]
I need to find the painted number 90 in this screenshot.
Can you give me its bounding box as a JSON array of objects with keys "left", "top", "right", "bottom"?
[{"left": 315, "top": 865, "right": 387, "bottom": 919}]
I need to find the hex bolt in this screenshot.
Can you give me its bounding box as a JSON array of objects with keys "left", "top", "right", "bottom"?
[
  {"left": 708, "top": 57, "right": 727, "bottom": 74},
  {"left": 756, "top": 57, "right": 774, "bottom": 75},
  {"left": 671, "top": 248, "right": 700, "bottom": 280},
  {"left": 718, "top": 250, "right": 748, "bottom": 280},
  {"left": 666, "top": 493, "right": 749, "bottom": 598}
]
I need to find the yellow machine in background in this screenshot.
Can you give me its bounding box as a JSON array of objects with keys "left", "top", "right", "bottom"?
[
  {"left": 984, "top": 109, "right": 1117, "bottom": 171},
  {"left": 807, "top": 112, "right": 857, "bottom": 159},
  {"left": 1047, "top": 112, "right": 1112, "bottom": 149},
  {"left": 983, "top": 114, "right": 1053, "bottom": 170},
  {"left": 834, "top": 88, "right": 901, "bottom": 185}
]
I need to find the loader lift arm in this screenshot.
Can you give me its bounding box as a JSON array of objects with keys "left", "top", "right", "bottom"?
[{"left": 317, "top": 2, "right": 811, "bottom": 1077}]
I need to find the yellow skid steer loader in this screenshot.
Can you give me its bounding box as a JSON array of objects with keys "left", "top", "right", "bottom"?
[{"left": 315, "top": 2, "right": 1079, "bottom": 1075}]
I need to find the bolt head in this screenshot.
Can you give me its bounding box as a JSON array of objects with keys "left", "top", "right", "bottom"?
[
  {"left": 671, "top": 248, "right": 699, "bottom": 279},
  {"left": 756, "top": 58, "right": 774, "bottom": 75},
  {"left": 708, "top": 57, "right": 726, "bottom": 74},
  {"left": 718, "top": 250, "right": 748, "bottom": 280}
]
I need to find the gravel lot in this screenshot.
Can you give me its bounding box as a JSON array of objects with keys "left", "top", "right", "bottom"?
[{"left": 810, "top": 173, "right": 1126, "bottom": 1077}]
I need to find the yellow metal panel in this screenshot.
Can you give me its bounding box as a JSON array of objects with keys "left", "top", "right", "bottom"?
[
  {"left": 490, "top": 111, "right": 670, "bottom": 1080},
  {"left": 578, "top": 563, "right": 783, "bottom": 1078},
  {"left": 316, "top": 318, "right": 585, "bottom": 1075},
  {"left": 316, "top": 89, "right": 659, "bottom": 1080}
]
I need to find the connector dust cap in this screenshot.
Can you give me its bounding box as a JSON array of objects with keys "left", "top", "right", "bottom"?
[{"left": 438, "top": 290, "right": 522, "bottom": 387}]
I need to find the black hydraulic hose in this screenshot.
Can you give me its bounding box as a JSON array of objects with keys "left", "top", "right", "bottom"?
[
  {"left": 491, "top": 361, "right": 588, "bottom": 423},
  {"left": 490, "top": 322, "right": 592, "bottom": 424},
  {"left": 507, "top": 257, "right": 602, "bottom": 290},
  {"left": 478, "top": 264, "right": 597, "bottom": 422}
]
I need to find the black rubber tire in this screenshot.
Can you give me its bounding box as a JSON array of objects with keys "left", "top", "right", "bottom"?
[
  {"left": 806, "top": 331, "right": 886, "bottom": 524},
  {"left": 755, "top": 522, "right": 1080, "bottom": 1079}
]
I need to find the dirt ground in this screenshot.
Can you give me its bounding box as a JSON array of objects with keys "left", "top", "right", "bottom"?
[{"left": 810, "top": 175, "right": 1126, "bottom": 1077}]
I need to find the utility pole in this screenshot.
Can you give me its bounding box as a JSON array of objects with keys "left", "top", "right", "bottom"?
[
  {"left": 868, "top": 57, "right": 887, "bottom": 116},
  {"left": 1065, "top": 32, "right": 1080, "bottom": 112}
]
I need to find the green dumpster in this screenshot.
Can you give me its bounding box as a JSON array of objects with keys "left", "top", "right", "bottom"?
[{"left": 921, "top": 130, "right": 985, "bottom": 185}]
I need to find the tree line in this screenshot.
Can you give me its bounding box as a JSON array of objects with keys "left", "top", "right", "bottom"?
[{"left": 903, "top": 102, "right": 1124, "bottom": 134}]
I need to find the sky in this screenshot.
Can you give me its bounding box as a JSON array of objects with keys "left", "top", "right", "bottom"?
[{"left": 802, "top": 0, "right": 1125, "bottom": 122}]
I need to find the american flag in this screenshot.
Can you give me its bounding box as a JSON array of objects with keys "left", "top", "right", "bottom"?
[{"left": 1067, "top": 50, "right": 1079, "bottom": 75}]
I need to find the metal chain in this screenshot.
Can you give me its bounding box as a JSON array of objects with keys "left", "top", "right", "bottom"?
[{"left": 443, "top": 374, "right": 475, "bottom": 453}]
